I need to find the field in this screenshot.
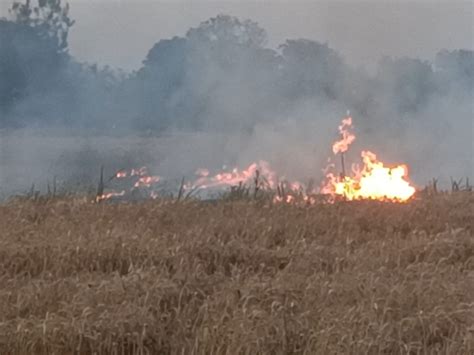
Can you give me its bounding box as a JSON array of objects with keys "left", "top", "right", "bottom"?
[
  {"left": 0, "top": 193, "right": 472, "bottom": 354},
  {"left": 0, "top": 130, "right": 334, "bottom": 200}
]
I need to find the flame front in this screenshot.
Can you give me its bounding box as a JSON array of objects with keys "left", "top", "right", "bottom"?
[
  {"left": 322, "top": 118, "right": 416, "bottom": 202},
  {"left": 96, "top": 190, "right": 126, "bottom": 202},
  {"left": 191, "top": 161, "right": 278, "bottom": 190},
  {"left": 97, "top": 114, "right": 416, "bottom": 204}
]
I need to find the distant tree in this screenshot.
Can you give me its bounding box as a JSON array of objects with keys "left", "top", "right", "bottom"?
[
  {"left": 134, "top": 36, "right": 189, "bottom": 130},
  {"left": 136, "top": 15, "right": 281, "bottom": 132},
  {"left": 183, "top": 15, "right": 280, "bottom": 131},
  {"left": 186, "top": 14, "right": 267, "bottom": 49},
  {"left": 10, "top": 0, "right": 74, "bottom": 52},
  {"left": 279, "top": 39, "right": 346, "bottom": 101},
  {"left": 435, "top": 49, "right": 474, "bottom": 92},
  {"left": 0, "top": 19, "right": 64, "bottom": 120},
  {"left": 376, "top": 57, "right": 435, "bottom": 114},
  {"left": 0, "top": 0, "right": 74, "bottom": 125}
]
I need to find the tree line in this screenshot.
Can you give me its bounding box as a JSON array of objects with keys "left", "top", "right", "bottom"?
[{"left": 0, "top": 0, "right": 472, "bottom": 132}]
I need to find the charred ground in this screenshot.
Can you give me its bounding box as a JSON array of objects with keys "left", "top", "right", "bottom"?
[{"left": 0, "top": 193, "right": 472, "bottom": 354}]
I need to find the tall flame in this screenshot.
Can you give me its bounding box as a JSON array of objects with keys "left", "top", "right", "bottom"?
[
  {"left": 332, "top": 115, "right": 355, "bottom": 154},
  {"left": 97, "top": 115, "right": 415, "bottom": 204},
  {"left": 322, "top": 117, "right": 415, "bottom": 202}
]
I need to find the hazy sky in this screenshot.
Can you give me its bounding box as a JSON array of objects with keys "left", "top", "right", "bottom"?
[{"left": 1, "top": 0, "right": 473, "bottom": 71}]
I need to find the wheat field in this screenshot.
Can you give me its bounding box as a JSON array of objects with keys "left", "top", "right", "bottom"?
[{"left": 0, "top": 193, "right": 472, "bottom": 354}]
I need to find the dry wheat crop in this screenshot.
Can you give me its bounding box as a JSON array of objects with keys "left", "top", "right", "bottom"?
[{"left": 0, "top": 193, "right": 473, "bottom": 354}]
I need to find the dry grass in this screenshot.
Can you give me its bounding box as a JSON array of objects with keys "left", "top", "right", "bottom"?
[{"left": 0, "top": 193, "right": 473, "bottom": 354}]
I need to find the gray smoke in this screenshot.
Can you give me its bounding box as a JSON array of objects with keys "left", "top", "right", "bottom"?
[{"left": 0, "top": 7, "right": 473, "bottom": 198}]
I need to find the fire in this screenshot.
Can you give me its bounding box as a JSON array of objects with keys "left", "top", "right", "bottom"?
[
  {"left": 96, "top": 114, "right": 415, "bottom": 204},
  {"left": 131, "top": 167, "right": 148, "bottom": 177},
  {"left": 322, "top": 118, "right": 415, "bottom": 202},
  {"left": 332, "top": 115, "right": 355, "bottom": 154},
  {"left": 96, "top": 160, "right": 307, "bottom": 203},
  {"left": 134, "top": 175, "right": 161, "bottom": 188},
  {"left": 96, "top": 190, "right": 126, "bottom": 202},
  {"left": 191, "top": 161, "right": 278, "bottom": 190}
]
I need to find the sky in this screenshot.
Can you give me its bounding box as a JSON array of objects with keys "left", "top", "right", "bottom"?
[{"left": 1, "top": 0, "right": 473, "bottom": 71}]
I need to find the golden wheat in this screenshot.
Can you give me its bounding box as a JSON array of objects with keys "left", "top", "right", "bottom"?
[{"left": 0, "top": 193, "right": 472, "bottom": 354}]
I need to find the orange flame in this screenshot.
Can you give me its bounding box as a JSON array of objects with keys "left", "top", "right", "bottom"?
[
  {"left": 134, "top": 175, "right": 161, "bottom": 188},
  {"left": 192, "top": 161, "right": 278, "bottom": 190},
  {"left": 96, "top": 190, "right": 126, "bottom": 202},
  {"left": 323, "top": 117, "right": 415, "bottom": 202},
  {"left": 332, "top": 115, "right": 355, "bottom": 154},
  {"left": 97, "top": 115, "right": 415, "bottom": 204}
]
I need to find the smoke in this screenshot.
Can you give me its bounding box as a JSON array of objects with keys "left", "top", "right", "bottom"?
[{"left": 0, "top": 11, "right": 473, "bottom": 198}]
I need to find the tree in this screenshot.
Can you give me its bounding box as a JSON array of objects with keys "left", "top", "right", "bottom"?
[
  {"left": 134, "top": 36, "right": 189, "bottom": 130},
  {"left": 435, "top": 49, "right": 474, "bottom": 93},
  {"left": 136, "top": 15, "right": 280, "bottom": 132},
  {"left": 10, "top": 0, "right": 74, "bottom": 52},
  {"left": 279, "top": 39, "right": 346, "bottom": 101},
  {"left": 376, "top": 57, "right": 435, "bottom": 114},
  {"left": 0, "top": 19, "right": 64, "bottom": 119},
  {"left": 0, "top": 1, "right": 74, "bottom": 125},
  {"left": 186, "top": 14, "right": 267, "bottom": 49},
  {"left": 183, "top": 15, "right": 280, "bottom": 131}
]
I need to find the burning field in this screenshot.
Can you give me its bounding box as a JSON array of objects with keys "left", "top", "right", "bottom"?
[
  {"left": 0, "top": 192, "right": 472, "bottom": 354},
  {"left": 0, "top": 115, "right": 472, "bottom": 355},
  {"left": 95, "top": 115, "right": 418, "bottom": 205},
  {"left": 1, "top": 1, "right": 472, "bottom": 353}
]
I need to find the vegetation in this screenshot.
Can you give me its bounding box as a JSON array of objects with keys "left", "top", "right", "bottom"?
[
  {"left": 0, "top": 1, "right": 472, "bottom": 131},
  {"left": 0, "top": 193, "right": 472, "bottom": 354}
]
